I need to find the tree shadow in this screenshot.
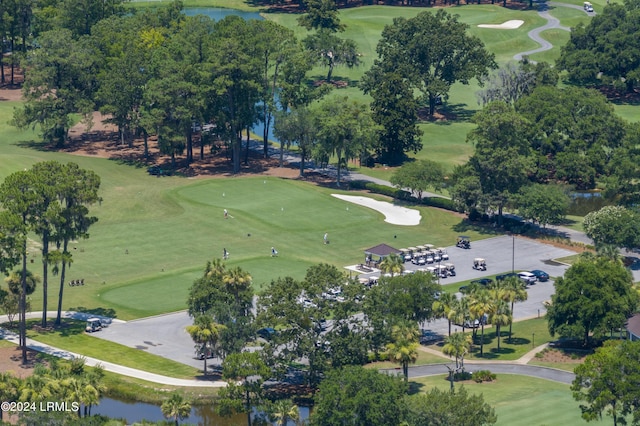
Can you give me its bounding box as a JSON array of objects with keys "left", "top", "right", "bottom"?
[
  {"left": 452, "top": 219, "right": 501, "bottom": 236},
  {"left": 506, "top": 337, "right": 532, "bottom": 346},
  {"left": 407, "top": 380, "right": 426, "bottom": 395},
  {"left": 69, "top": 306, "right": 118, "bottom": 319}
]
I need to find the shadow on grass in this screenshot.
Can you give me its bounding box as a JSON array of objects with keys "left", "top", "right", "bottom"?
[
  {"left": 431, "top": 103, "right": 477, "bottom": 124},
  {"left": 506, "top": 337, "right": 532, "bottom": 346},
  {"left": 14, "top": 139, "right": 51, "bottom": 151},
  {"left": 408, "top": 380, "right": 426, "bottom": 395}
]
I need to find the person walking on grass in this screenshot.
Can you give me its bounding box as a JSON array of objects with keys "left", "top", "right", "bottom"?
[
  {"left": 324, "top": 232, "right": 328, "bottom": 244},
  {"left": 271, "top": 247, "right": 278, "bottom": 257},
  {"left": 223, "top": 248, "right": 229, "bottom": 260},
  {"left": 224, "top": 209, "right": 228, "bottom": 219}
]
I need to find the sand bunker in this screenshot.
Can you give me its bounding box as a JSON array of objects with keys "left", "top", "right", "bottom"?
[
  {"left": 478, "top": 20, "right": 524, "bottom": 29},
  {"left": 331, "top": 194, "right": 421, "bottom": 226}
]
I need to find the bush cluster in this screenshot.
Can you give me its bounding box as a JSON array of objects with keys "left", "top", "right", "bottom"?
[{"left": 472, "top": 370, "right": 496, "bottom": 383}]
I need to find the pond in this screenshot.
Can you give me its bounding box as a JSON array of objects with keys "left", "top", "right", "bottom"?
[
  {"left": 92, "top": 396, "right": 310, "bottom": 425},
  {"left": 183, "top": 7, "right": 263, "bottom": 21},
  {"left": 567, "top": 190, "right": 613, "bottom": 216}
]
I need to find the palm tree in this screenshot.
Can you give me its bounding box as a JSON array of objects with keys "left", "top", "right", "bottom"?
[
  {"left": 432, "top": 292, "right": 457, "bottom": 336},
  {"left": 596, "top": 244, "right": 621, "bottom": 261},
  {"left": 205, "top": 258, "right": 226, "bottom": 279},
  {"left": 270, "top": 399, "right": 300, "bottom": 426},
  {"left": 500, "top": 277, "right": 527, "bottom": 343},
  {"left": 0, "top": 372, "right": 19, "bottom": 421},
  {"left": 161, "top": 392, "right": 192, "bottom": 426},
  {"left": 469, "top": 290, "right": 493, "bottom": 356},
  {"left": 185, "top": 315, "right": 225, "bottom": 375},
  {"left": 379, "top": 253, "right": 404, "bottom": 277},
  {"left": 222, "top": 266, "right": 252, "bottom": 303},
  {"left": 60, "top": 376, "right": 99, "bottom": 418},
  {"left": 442, "top": 332, "right": 472, "bottom": 371},
  {"left": 489, "top": 299, "right": 512, "bottom": 350},
  {"left": 386, "top": 322, "right": 420, "bottom": 381}
]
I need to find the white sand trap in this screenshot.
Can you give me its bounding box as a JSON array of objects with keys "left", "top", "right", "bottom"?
[
  {"left": 331, "top": 194, "right": 421, "bottom": 226},
  {"left": 478, "top": 20, "right": 524, "bottom": 29}
]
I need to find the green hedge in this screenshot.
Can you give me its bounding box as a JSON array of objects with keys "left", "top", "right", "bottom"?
[{"left": 349, "top": 180, "right": 458, "bottom": 212}]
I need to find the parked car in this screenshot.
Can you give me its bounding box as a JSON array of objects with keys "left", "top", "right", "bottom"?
[
  {"left": 471, "top": 278, "right": 493, "bottom": 287},
  {"left": 257, "top": 327, "right": 277, "bottom": 341},
  {"left": 518, "top": 271, "right": 537, "bottom": 285},
  {"left": 196, "top": 348, "right": 215, "bottom": 360},
  {"left": 496, "top": 272, "right": 519, "bottom": 282},
  {"left": 530, "top": 270, "right": 550, "bottom": 282}
]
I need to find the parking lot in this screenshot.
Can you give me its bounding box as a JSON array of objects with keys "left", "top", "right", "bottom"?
[{"left": 95, "top": 236, "right": 577, "bottom": 369}]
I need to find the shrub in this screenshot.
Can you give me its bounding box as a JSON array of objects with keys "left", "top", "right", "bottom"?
[
  {"left": 535, "top": 351, "right": 544, "bottom": 359},
  {"left": 453, "top": 371, "right": 472, "bottom": 381},
  {"left": 472, "top": 370, "right": 496, "bottom": 383}
]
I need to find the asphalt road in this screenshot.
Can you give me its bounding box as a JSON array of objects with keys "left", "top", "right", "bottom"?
[{"left": 387, "top": 363, "right": 575, "bottom": 384}]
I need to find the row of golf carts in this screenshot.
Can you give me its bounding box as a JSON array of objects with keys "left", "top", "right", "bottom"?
[{"left": 399, "top": 245, "right": 449, "bottom": 265}]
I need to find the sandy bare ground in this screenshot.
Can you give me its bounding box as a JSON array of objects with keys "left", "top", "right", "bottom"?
[
  {"left": 478, "top": 19, "right": 525, "bottom": 29},
  {"left": 331, "top": 194, "right": 421, "bottom": 226}
]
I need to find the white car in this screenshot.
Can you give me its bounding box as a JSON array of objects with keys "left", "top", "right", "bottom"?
[{"left": 518, "top": 272, "right": 537, "bottom": 285}]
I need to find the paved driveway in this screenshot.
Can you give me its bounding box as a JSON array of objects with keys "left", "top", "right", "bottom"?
[
  {"left": 96, "top": 236, "right": 576, "bottom": 368},
  {"left": 94, "top": 311, "right": 213, "bottom": 371}
]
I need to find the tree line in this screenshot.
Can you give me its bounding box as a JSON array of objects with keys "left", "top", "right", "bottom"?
[
  {"left": 11, "top": 0, "right": 501, "bottom": 175},
  {"left": 0, "top": 161, "right": 100, "bottom": 364}
]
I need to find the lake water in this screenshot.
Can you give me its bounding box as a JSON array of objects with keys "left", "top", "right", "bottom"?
[
  {"left": 183, "top": 7, "right": 263, "bottom": 21},
  {"left": 93, "top": 396, "right": 310, "bottom": 425}
]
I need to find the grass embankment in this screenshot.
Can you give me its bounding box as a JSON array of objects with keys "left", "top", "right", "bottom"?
[{"left": 24, "top": 320, "right": 201, "bottom": 379}]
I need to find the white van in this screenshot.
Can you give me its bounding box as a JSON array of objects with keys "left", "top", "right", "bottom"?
[{"left": 584, "top": 2, "right": 594, "bottom": 12}]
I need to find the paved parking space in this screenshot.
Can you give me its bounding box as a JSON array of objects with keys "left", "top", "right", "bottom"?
[
  {"left": 94, "top": 311, "right": 213, "bottom": 370},
  {"left": 95, "top": 236, "right": 577, "bottom": 368}
]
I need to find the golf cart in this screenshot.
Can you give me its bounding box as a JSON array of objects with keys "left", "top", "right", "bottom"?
[
  {"left": 85, "top": 318, "right": 103, "bottom": 333},
  {"left": 456, "top": 236, "right": 471, "bottom": 249},
  {"left": 444, "top": 262, "right": 456, "bottom": 276},
  {"left": 437, "top": 248, "right": 449, "bottom": 261},
  {"left": 399, "top": 248, "right": 412, "bottom": 263},
  {"left": 436, "top": 265, "right": 448, "bottom": 279},
  {"left": 472, "top": 258, "right": 487, "bottom": 271}
]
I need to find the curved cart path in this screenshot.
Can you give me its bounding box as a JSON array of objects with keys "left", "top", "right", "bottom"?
[{"left": 514, "top": 1, "right": 592, "bottom": 61}]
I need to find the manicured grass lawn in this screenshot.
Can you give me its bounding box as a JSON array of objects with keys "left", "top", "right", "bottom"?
[
  {"left": 365, "top": 349, "right": 448, "bottom": 370},
  {"left": 129, "top": 0, "right": 261, "bottom": 12},
  {"left": 427, "top": 318, "right": 553, "bottom": 361},
  {"left": 548, "top": 4, "right": 592, "bottom": 29},
  {"left": 528, "top": 29, "right": 571, "bottom": 64},
  {"left": 410, "top": 374, "right": 589, "bottom": 426},
  {"left": 23, "top": 320, "right": 201, "bottom": 379},
  {"left": 555, "top": 254, "right": 580, "bottom": 265}
]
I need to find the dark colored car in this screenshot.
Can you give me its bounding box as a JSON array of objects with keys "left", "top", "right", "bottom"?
[
  {"left": 495, "top": 272, "right": 519, "bottom": 282},
  {"left": 257, "top": 327, "right": 276, "bottom": 341},
  {"left": 530, "top": 270, "right": 550, "bottom": 282},
  {"left": 471, "top": 278, "right": 493, "bottom": 287}
]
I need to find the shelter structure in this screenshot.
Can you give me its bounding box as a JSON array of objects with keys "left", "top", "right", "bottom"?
[
  {"left": 364, "top": 244, "right": 401, "bottom": 267},
  {"left": 626, "top": 313, "right": 640, "bottom": 341}
]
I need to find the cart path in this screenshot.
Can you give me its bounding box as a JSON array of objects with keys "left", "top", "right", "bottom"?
[
  {"left": 514, "top": 1, "right": 593, "bottom": 61},
  {"left": 0, "top": 311, "right": 227, "bottom": 388},
  {"left": 2, "top": 311, "right": 574, "bottom": 386}
]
